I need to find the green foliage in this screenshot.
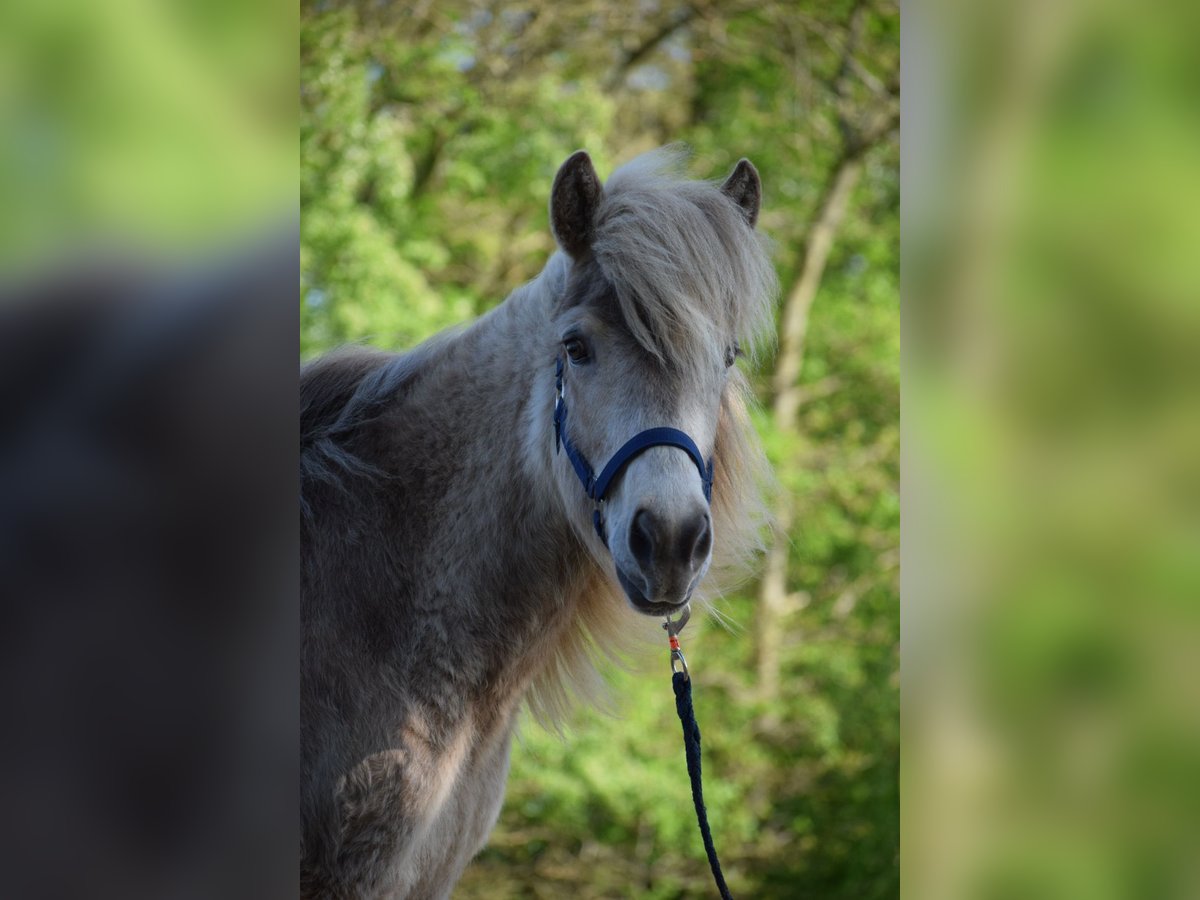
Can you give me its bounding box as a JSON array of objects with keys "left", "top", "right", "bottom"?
[
  {"left": 1, "top": 0, "right": 293, "bottom": 263},
  {"left": 301, "top": 1, "right": 898, "bottom": 896}
]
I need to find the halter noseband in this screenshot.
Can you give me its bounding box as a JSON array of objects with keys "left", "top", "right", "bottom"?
[{"left": 553, "top": 357, "right": 714, "bottom": 544}]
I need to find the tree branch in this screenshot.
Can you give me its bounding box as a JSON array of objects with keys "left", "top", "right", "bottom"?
[{"left": 604, "top": 6, "right": 698, "bottom": 91}]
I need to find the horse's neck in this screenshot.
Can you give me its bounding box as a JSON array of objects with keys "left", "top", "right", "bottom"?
[
  {"left": 442, "top": 283, "right": 561, "bottom": 526},
  {"left": 390, "top": 274, "right": 588, "bottom": 710}
]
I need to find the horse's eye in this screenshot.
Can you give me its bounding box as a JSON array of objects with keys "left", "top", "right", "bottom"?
[
  {"left": 724, "top": 342, "right": 741, "bottom": 368},
  {"left": 564, "top": 336, "right": 590, "bottom": 364}
]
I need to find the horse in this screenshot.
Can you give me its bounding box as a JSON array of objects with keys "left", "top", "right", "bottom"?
[{"left": 300, "top": 146, "right": 777, "bottom": 898}]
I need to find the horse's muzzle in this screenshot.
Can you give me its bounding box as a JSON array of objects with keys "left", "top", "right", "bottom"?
[
  {"left": 615, "top": 506, "right": 711, "bottom": 615},
  {"left": 616, "top": 563, "right": 694, "bottom": 616}
]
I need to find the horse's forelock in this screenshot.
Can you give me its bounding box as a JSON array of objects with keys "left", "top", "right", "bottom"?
[{"left": 588, "top": 147, "right": 778, "bottom": 371}]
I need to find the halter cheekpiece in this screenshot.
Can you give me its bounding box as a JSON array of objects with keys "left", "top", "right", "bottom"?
[{"left": 553, "top": 357, "right": 714, "bottom": 544}]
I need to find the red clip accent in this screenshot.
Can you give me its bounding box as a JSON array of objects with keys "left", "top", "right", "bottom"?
[{"left": 669, "top": 635, "right": 680, "bottom": 651}]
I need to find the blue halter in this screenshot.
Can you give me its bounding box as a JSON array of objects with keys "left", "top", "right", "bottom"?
[{"left": 553, "top": 357, "right": 714, "bottom": 544}]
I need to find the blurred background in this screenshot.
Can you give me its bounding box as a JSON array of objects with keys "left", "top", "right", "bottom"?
[
  {"left": 1, "top": 1, "right": 296, "bottom": 898},
  {"left": 0, "top": 0, "right": 294, "bottom": 269},
  {"left": 301, "top": 2, "right": 899, "bottom": 898},
  {"left": 904, "top": 0, "right": 1200, "bottom": 898}
]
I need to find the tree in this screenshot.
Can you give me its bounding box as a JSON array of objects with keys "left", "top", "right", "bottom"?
[{"left": 754, "top": 0, "right": 900, "bottom": 703}]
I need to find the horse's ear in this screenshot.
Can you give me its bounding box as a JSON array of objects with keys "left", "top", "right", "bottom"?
[
  {"left": 720, "top": 158, "right": 761, "bottom": 228},
  {"left": 550, "top": 150, "right": 603, "bottom": 259}
]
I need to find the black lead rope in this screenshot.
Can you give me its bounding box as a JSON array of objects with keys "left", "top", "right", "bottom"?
[{"left": 665, "top": 609, "right": 734, "bottom": 900}]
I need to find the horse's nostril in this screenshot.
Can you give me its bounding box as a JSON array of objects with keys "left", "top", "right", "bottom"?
[
  {"left": 630, "top": 508, "right": 710, "bottom": 575},
  {"left": 692, "top": 514, "right": 712, "bottom": 563},
  {"left": 680, "top": 512, "right": 712, "bottom": 568},
  {"left": 629, "top": 508, "right": 657, "bottom": 569}
]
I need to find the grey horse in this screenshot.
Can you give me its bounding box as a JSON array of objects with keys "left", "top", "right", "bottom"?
[{"left": 300, "top": 147, "right": 776, "bottom": 898}]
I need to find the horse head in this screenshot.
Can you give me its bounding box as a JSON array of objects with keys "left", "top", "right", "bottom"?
[{"left": 547, "top": 149, "right": 769, "bottom": 616}]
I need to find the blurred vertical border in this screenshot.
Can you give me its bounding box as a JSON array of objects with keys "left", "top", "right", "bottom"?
[
  {"left": 904, "top": 1, "right": 1200, "bottom": 898},
  {"left": 0, "top": 0, "right": 298, "bottom": 897}
]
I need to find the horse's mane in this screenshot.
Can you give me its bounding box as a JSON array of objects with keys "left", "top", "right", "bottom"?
[{"left": 299, "top": 332, "right": 459, "bottom": 519}]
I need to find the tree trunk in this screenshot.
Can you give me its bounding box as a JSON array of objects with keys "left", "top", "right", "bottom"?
[
  {"left": 755, "top": 154, "right": 863, "bottom": 702},
  {"left": 771, "top": 157, "right": 863, "bottom": 427}
]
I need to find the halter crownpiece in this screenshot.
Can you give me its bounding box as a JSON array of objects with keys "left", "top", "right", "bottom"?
[{"left": 554, "top": 357, "right": 714, "bottom": 545}]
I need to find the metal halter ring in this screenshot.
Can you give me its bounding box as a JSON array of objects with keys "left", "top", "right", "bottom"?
[
  {"left": 671, "top": 647, "right": 689, "bottom": 678},
  {"left": 663, "top": 605, "right": 691, "bottom": 679}
]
